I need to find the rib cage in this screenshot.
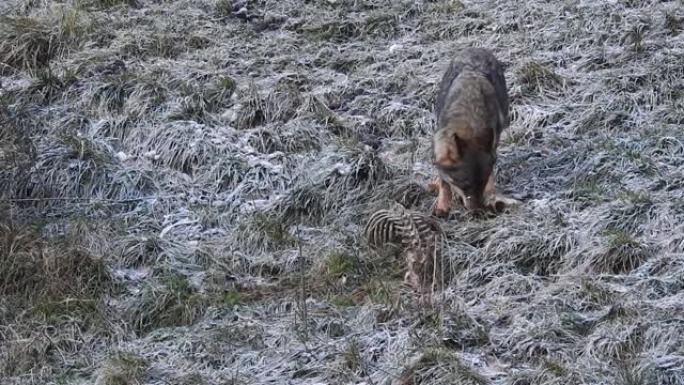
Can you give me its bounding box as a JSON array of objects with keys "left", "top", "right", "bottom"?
[
  {"left": 364, "top": 206, "right": 445, "bottom": 291},
  {"left": 364, "top": 207, "right": 442, "bottom": 250}
]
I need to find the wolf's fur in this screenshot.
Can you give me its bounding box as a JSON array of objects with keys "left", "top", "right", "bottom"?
[{"left": 431, "top": 47, "right": 511, "bottom": 216}]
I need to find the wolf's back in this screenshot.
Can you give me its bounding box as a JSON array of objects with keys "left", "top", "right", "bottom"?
[{"left": 434, "top": 48, "right": 509, "bottom": 132}]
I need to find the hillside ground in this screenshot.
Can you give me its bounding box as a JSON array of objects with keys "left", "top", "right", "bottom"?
[{"left": 2, "top": 0, "right": 684, "bottom": 384}]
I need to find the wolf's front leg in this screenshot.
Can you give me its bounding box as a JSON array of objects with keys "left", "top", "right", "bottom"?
[
  {"left": 484, "top": 172, "right": 497, "bottom": 197},
  {"left": 433, "top": 178, "right": 452, "bottom": 218}
]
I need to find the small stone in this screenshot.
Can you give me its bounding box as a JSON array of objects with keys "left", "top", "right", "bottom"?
[{"left": 389, "top": 44, "right": 403, "bottom": 53}]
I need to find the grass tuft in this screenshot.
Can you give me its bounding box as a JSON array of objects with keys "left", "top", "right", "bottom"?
[
  {"left": 91, "top": 72, "right": 136, "bottom": 113},
  {"left": 323, "top": 250, "right": 356, "bottom": 277},
  {"left": 622, "top": 23, "right": 649, "bottom": 53},
  {"left": 94, "top": 351, "right": 148, "bottom": 385},
  {"left": 248, "top": 124, "right": 322, "bottom": 154},
  {"left": 342, "top": 338, "right": 363, "bottom": 374},
  {"left": 587, "top": 229, "right": 653, "bottom": 274},
  {"left": 275, "top": 183, "right": 327, "bottom": 225},
  {"left": 664, "top": 12, "right": 681, "bottom": 35},
  {"left": 0, "top": 15, "right": 62, "bottom": 73},
  {"left": 170, "top": 76, "right": 235, "bottom": 123},
  {"left": 120, "top": 32, "right": 184, "bottom": 59},
  {"left": 0, "top": 223, "right": 111, "bottom": 303},
  {"left": 264, "top": 77, "right": 304, "bottom": 123},
  {"left": 127, "top": 274, "right": 208, "bottom": 335},
  {"left": 480, "top": 223, "right": 575, "bottom": 276},
  {"left": 328, "top": 146, "right": 393, "bottom": 195},
  {"left": 236, "top": 83, "right": 267, "bottom": 129},
  {"left": 0, "top": 7, "right": 89, "bottom": 74},
  {"left": 396, "top": 348, "right": 490, "bottom": 385},
  {"left": 90, "top": 0, "right": 140, "bottom": 8},
  {"left": 235, "top": 211, "right": 296, "bottom": 252},
  {"left": 24, "top": 66, "right": 79, "bottom": 105},
  {"left": 0, "top": 222, "right": 114, "bottom": 379},
  {"left": 516, "top": 62, "right": 566, "bottom": 96},
  {"left": 330, "top": 293, "right": 356, "bottom": 307},
  {"left": 215, "top": 0, "right": 233, "bottom": 18}
]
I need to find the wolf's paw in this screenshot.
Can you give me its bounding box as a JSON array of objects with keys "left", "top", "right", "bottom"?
[
  {"left": 433, "top": 206, "right": 450, "bottom": 218},
  {"left": 486, "top": 195, "right": 522, "bottom": 213}
]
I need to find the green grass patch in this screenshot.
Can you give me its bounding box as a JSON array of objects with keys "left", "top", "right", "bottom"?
[
  {"left": 220, "top": 288, "right": 244, "bottom": 307},
  {"left": 324, "top": 250, "right": 356, "bottom": 277},
  {"left": 94, "top": 351, "right": 148, "bottom": 385},
  {"left": 517, "top": 62, "right": 565, "bottom": 95},
  {"left": 236, "top": 211, "right": 297, "bottom": 252},
  {"left": 89, "top": 0, "right": 139, "bottom": 8},
  {"left": 330, "top": 293, "right": 357, "bottom": 307}
]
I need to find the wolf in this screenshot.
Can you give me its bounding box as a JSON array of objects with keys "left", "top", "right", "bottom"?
[{"left": 428, "top": 47, "right": 517, "bottom": 217}]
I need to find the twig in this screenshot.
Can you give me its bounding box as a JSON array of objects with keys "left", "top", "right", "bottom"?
[
  {"left": 1, "top": 195, "right": 182, "bottom": 203},
  {"left": 295, "top": 225, "right": 309, "bottom": 342}
]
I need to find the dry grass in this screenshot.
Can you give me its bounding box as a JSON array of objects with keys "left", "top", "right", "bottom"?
[
  {"left": 0, "top": 223, "right": 111, "bottom": 302},
  {"left": 93, "top": 351, "right": 148, "bottom": 385},
  {"left": 126, "top": 273, "right": 207, "bottom": 335},
  {"left": 0, "top": 222, "right": 115, "bottom": 381},
  {"left": 2, "top": 0, "right": 684, "bottom": 383},
  {"left": 0, "top": 5, "right": 90, "bottom": 74}
]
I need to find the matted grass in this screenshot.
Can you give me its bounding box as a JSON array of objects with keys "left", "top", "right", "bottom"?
[{"left": 2, "top": 0, "right": 684, "bottom": 383}]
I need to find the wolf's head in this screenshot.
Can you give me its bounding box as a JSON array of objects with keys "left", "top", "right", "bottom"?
[{"left": 433, "top": 133, "right": 494, "bottom": 211}]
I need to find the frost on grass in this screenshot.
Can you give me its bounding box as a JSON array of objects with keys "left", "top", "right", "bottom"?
[
  {"left": 0, "top": 5, "right": 89, "bottom": 74},
  {"left": 3, "top": 0, "right": 684, "bottom": 384},
  {"left": 93, "top": 351, "right": 148, "bottom": 385},
  {"left": 0, "top": 223, "right": 115, "bottom": 381},
  {"left": 127, "top": 274, "right": 207, "bottom": 335}
]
